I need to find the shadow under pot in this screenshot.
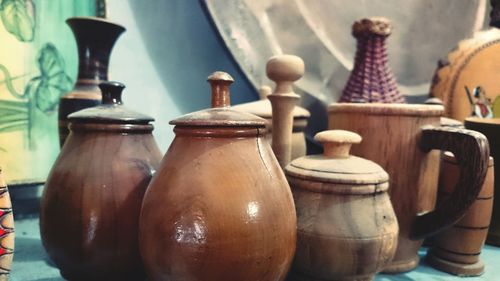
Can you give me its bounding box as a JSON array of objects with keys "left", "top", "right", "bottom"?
[
  {"left": 139, "top": 72, "right": 297, "bottom": 281},
  {"left": 286, "top": 130, "right": 398, "bottom": 281},
  {"left": 40, "top": 82, "right": 162, "bottom": 281}
]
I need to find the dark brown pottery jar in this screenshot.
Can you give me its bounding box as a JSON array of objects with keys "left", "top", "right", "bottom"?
[
  {"left": 286, "top": 130, "right": 398, "bottom": 281},
  {"left": 139, "top": 72, "right": 297, "bottom": 281},
  {"left": 58, "top": 17, "right": 125, "bottom": 147},
  {"left": 41, "top": 81, "right": 162, "bottom": 281}
]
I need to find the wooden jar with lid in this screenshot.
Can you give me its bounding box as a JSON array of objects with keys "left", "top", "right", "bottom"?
[{"left": 286, "top": 130, "right": 398, "bottom": 281}]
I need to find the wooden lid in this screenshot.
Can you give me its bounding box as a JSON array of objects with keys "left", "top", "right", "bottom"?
[
  {"left": 69, "top": 81, "right": 154, "bottom": 124},
  {"left": 328, "top": 103, "right": 444, "bottom": 116},
  {"left": 170, "top": 72, "right": 266, "bottom": 127},
  {"left": 285, "top": 130, "right": 388, "bottom": 188}
]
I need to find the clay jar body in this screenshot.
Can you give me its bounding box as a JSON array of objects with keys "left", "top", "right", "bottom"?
[
  {"left": 58, "top": 17, "right": 125, "bottom": 146},
  {"left": 286, "top": 130, "right": 398, "bottom": 281},
  {"left": 140, "top": 72, "right": 297, "bottom": 281},
  {"left": 41, "top": 82, "right": 162, "bottom": 280},
  {"left": 328, "top": 103, "right": 490, "bottom": 273}
]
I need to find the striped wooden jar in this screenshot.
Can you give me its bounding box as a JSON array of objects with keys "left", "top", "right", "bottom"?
[{"left": 427, "top": 152, "right": 494, "bottom": 276}]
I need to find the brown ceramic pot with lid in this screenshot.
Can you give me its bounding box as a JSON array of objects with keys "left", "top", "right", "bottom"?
[
  {"left": 41, "top": 81, "right": 162, "bottom": 281},
  {"left": 286, "top": 130, "right": 398, "bottom": 281},
  {"left": 139, "top": 72, "right": 297, "bottom": 281}
]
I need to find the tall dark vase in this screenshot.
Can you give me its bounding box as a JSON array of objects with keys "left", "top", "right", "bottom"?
[{"left": 58, "top": 17, "right": 125, "bottom": 147}]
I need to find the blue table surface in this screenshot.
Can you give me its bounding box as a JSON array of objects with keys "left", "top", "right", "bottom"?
[{"left": 11, "top": 217, "right": 500, "bottom": 281}]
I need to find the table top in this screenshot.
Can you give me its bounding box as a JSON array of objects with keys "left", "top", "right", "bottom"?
[{"left": 11, "top": 216, "right": 500, "bottom": 281}]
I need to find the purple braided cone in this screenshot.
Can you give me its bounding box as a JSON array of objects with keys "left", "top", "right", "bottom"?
[{"left": 339, "top": 17, "right": 406, "bottom": 103}]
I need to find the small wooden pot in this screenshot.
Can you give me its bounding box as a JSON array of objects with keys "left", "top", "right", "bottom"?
[
  {"left": 427, "top": 152, "right": 494, "bottom": 276},
  {"left": 286, "top": 130, "right": 398, "bottom": 281},
  {"left": 328, "top": 103, "right": 490, "bottom": 273}
]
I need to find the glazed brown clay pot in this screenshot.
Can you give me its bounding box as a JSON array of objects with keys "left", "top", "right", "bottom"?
[
  {"left": 41, "top": 82, "right": 162, "bottom": 281},
  {"left": 427, "top": 153, "right": 494, "bottom": 276},
  {"left": 286, "top": 130, "right": 398, "bottom": 281},
  {"left": 328, "top": 103, "right": 490, "bottom": 273},
  {"left": 0, "top": 168, "right": 14, "bottom": 281},
  {"left": 465, "top": 117, "right": 500, "bottom": 246},
  {"left": 139, "top": 72, "right": 296, "bottom": 281},
  {"left": 58, "top": 17, "right": 125, "bottom": 147}
]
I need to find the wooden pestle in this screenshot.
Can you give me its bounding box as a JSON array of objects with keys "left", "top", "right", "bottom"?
[{"left": 267, "top": 55, "right": 304, "bottom": 168}]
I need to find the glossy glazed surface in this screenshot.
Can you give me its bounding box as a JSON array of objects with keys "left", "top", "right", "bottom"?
[
  {"left": 140, "top": 127, "right": 296, "bottom": 281},
  {"left": 40, "top": 124, "right": 161, "bottom": 281}
]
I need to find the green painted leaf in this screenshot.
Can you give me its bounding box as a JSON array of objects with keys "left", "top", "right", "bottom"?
[
  {"left": 0, "top": 0, "right": 35, "bottom": 42},
  {"left": 29, "top": 43, "right": 73, "bottom": 113}
]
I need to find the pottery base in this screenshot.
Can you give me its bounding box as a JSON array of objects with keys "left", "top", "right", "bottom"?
[
  {"left": 381, "top": 256, "right": 419, "bottom": 274},
  {"left": 287, "top": 270, "right": 373, "bottom": 281},
  {"left": 426, "top": 251, "right": 484, "bottom": 276},
  {"left": 486, "top": 232, "right": 500, "bottom": 246}
]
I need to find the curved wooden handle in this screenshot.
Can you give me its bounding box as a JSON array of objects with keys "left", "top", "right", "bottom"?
[{"left": 411, "top": 126, "right": 490, "bottom": 240}]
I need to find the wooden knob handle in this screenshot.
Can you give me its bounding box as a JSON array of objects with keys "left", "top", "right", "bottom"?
[
  {"left": 352, "top": 17, "right": 392, "bottom": 37},
  {"left": 266, "top": 55, "right": 305, "bottom": 87},
  {"left": 258, "top": 85, "right": 272, "bottom": 100},
  {"left": 99, "top": 81, "right": 125, "bottom": 105},
  {"left": 314, "top": 130, "right": 362, "bottom": 158},
  {"left": 207, "top": 71, "right": 234, "bottom": 108}
]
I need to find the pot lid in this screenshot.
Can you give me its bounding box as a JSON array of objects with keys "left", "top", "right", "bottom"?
[
  {"left": 69, "top": 82, "right": 154, "bottom": 124},
  {"left": 170, "top": 72, "right": 266, "bottom": 127},
  {"left": 232, "top": 86, "right": 310, "bottom": 119},
  {"left": 286, "top": 130, "right": 388, "bottom": 185}
]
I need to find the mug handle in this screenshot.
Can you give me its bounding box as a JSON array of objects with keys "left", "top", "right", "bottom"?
[{"left": 410, "top": 125, "right": 490, "bottom": 240}]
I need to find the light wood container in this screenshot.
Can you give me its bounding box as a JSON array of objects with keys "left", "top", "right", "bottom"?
[
  {"left": 328, "top": 103, "right": 490, "bottom": 273},
  {"left": 286, "top": 130, "right": 398, "bottom": 281},
  {"left": 465, "top": 117, "right": 500, "bottom": 246},
  {"left": 427, "top": 153, "right": 494, "bottom": 276}
]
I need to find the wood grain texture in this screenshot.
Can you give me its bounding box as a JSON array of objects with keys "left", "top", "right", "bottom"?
[
  {"left": 139, "top": 127, "right": 296, "bottom": 281},
  {"left": 465, "top": 117, "right": 500, "bottom": 246},
  {"left": 58, "top": 17, "right": 125, "bottom": 147},
  {"left": 267, "top": 55, "right": 304, "bottom": 168},
  {"left": 427, "top": 154, "right": 494, "bottom": 276},
  {"left": 328, "top": 103, "right": 489, "bottom": 273},
  {"left": 0, "top": 169, "right": 13, "bottom": 280},
  {"left": 40, "top": 123, "right": 161, "bottom": 281}
]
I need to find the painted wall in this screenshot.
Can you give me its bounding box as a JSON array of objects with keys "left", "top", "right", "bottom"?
[{"left": 107, "top": 0, "right": 257, "bottom": 150}]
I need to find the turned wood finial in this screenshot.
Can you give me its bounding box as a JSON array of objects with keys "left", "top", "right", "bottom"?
[
  {"left": 315, "top": 130, "right": 362, "bottom": 158},
  {"left": 267, "top": 55, "right": 304, "bottom": 168},
  {"left": 208, "top": 71, "right": 234, "bottom": 108},
  {"left": 99, "top": 81, "right": 125, "bottom": 105},
  {"left": 258, "top": 85, "right": 272, "bottom": 100}
]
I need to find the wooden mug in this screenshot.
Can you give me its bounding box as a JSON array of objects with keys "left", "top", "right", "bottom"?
[
  {"left": 465, "top": 117, "right": 500, "bottom": 246},
  {"left": 328, "top": 103, "right": 490, "bottom": 273}
]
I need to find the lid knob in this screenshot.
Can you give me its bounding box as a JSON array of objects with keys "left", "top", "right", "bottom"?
[
  {"left": 99, "top": 81, "right": 125, "bottom": 105},
  {"left": 314, "top": 130, "right": 362, "bottom": 158},
  {"left": 258, "top": 85, "right": 272, "bottom": 100},
  {"left": 207, "top": 71, "right": 234, "bottom": 108}
]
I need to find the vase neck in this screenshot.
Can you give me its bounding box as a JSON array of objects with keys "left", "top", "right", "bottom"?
[{"left": 67, "top": 17, "right": 125, "bottom": 83}]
